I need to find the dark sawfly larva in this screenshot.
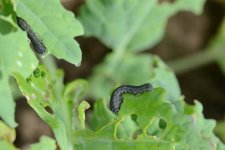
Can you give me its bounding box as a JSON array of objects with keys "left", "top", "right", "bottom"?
[
  {"left": 16, "top": 16, "right": 46, "bottom": 54},
  {"left": 110, "top": 83, "right": 153, "bottom": 113}
]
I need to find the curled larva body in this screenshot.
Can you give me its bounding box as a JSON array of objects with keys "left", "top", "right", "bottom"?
[
  {"left": 110, "top": 83, "right": 153, "bottom": 113},
  {"left": 16, "top": 16, "right": 46, "bottom": 54}
]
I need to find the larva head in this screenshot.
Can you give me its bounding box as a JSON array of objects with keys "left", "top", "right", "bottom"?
[{"left": 141, "top": 83, "right": 153, "bottom": 91}]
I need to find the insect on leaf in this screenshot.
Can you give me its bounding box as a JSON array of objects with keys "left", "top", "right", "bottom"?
[{"left": 14, "top": 0, "right": 84, "bottom": 66}]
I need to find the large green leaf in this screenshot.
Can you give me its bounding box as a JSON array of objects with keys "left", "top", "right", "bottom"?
[
  {"left": 73, "top": 89, "right": 225, "bottom": 149},
  {"left": 14, "top": 66, "right": 68, "bottom": 150},
  {"left": 14, "top": 65, "right": 89, "bottom": 150},
  {"left": 0, "top": 31, "right": 38, "bottom": 127},
  {"left": 78, "top": 0, "right": 205, "bottom": 52},
  {"left": 89, "top": 53, "right": 180, "bottom": 106},
  {"left": 13, "top": 0, "right": 84, "bottom": 66}
]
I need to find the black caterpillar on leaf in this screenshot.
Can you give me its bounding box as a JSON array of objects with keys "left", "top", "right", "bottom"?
[
  {"left": 16, "top": 16, "right": 46, "bottom": 54},
  {"left": 110, "top": 83, "right": 153, "bottom": 113}
]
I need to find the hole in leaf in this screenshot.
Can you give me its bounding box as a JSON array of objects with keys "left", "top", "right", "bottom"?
[
  {"left": 116, "top": 116, "right": 139, "bottom": 140},
  {"left": 159, "top": 118, "right": 167, "bottom": 129},
  {"left": 131, "top": 114, "right": 137, "bottom": 122},
  {"left": 44, "top": 106, "right": 53, "bottom": 115},
  {"left": 146, "top": 118, "right": 167, "bottom": 137}
]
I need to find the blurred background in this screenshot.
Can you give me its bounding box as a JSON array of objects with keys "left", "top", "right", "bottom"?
[{"left": 14, "top": 0, "right": 225, "bottom": 148}]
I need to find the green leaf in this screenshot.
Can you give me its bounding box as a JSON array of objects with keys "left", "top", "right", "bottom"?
[
  {"left": 89, "top": 53, "right": 180, "bottom": 105},
  {"left": 30, "top": 136, "right": 56, "bottom": 150},
  {"left": 14, "top": 0, "right": 84, "bottom": 66},
  {"left": 88, "top": 99, "right": 138, "bottom": 139},
  {"left": 14, "top": 66, "right": 90, "bottom": 150},
  {"left": 0, "top": 31, "right": 38, "bottom": 127},
  {"left": 73, "top": 89, "right": 225, "bottom": 149},
  {"left": 0, "top": 121, "right": 16, "bottom": 143},
  {"left": 14, "top": 65, "right": 69, "bottom": 150},
  {"left": 78, "top": 0, "right": 205, "bottom": 52},
  {"left": 0, "top": 141, "right": 18, "bottom": 150},
  {"left": 78, "top": 101, "right": 90, "bottom": 129}
]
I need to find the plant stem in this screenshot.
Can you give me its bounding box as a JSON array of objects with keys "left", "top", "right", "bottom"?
[{"left": 167, "top": 49, "right": 225, "bottom": 74}]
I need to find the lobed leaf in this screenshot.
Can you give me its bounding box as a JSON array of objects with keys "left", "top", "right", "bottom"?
[
  {"left": 73, "top": 89, "right": 225, "bottom": 150},
  {"left": 14, "top": 0, "right": 84, "bottom": 66},
  {"left": 78, "top": 0, "right": 206, "bottom": 52}
]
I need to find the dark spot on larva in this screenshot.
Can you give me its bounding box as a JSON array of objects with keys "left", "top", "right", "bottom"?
[
  {"left": 16, "top": 16, "right": 46, "bottom": 54},
  {"left": 109, "top": 83, "right": 153, "bottom": 113}
]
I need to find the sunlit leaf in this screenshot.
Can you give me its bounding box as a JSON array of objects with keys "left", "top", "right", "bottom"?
[
  {"left": 14, "top": 66, "right": 69, "bottom": 150},
  {"left": 14, "top": 0, "right": 84, "bottom": 66}
]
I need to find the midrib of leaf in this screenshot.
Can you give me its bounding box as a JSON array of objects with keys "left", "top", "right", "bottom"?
[
  {"left": 115, "top": 1, "right": 156, "bottom": 52},
  {"left": 107, "top": 1, "right": 156, "bottom": 72}
]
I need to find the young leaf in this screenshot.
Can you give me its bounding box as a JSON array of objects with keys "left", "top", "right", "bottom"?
[
  {"left": 78, "top": 0, "right": 206, "bottom": 52},
  {"left": 30, "top": 136, "right": 56, "bottom": 150},
  {"left": 14, "top": 0, "right": 84, "bottom": 66},
  {"left": 78, "top": 101, "right": 90, "bottom": 129}
]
